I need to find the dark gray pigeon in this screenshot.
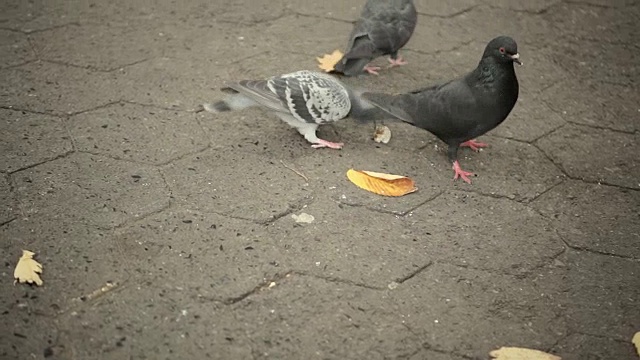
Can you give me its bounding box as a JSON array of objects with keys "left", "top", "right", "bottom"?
[
  {"left": 203, "top": 70, "right": 382, "bottom": 149},
  {"left": 362, "top": 36, "right": 522, "bottom": 183},
  {"left": 334, "top": 0, "right": 417, "bottom": 76}
]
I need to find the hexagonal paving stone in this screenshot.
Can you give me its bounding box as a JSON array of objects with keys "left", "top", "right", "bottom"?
[
  {"left": 29, "top": 19, "right": 265, "bottom": 72},
  {"left": 479, "top": 0, "right": 559, "bottom": 13},
  {"left": 454, "top": 6, "right": 554, "bottom": 47},
  {"left": 197, "top": 105, "right": 328, "bottom": 160},
  {"left": 0, "top": 215, "right": 132, "bottom": 316},
  {"left": 214, "top": 0, "right": 291, "bottom": 24},
  {"left": 537, "top": 124, "right": 639, "bottom": 189},
  {"left": 0, "top": 0, "right": 216, "bottom": 32},
  {"left": 414, "top": 0, "right": 477, "bottom": 17},
  {"left": 546, "top": 2, "right": 640, "bottom": 46},
  {"left": 408, "top": 349, "right": 467, "bottom": 360},
  {"left": 219, "top": 274, "right": 421, "bottom": 359},
  {"left": 29, "top": 24, "right": 161, "bottom": 71},
  {"left": 541, "top": 250, "right": 640, "bottom": 341},
  {"left": 552, "top": 333, "right": 637, "bottom": 360},
  {"left": 255, "top": 14, "right": 353, "bottom": 56},
  {"left": 489, "top": 96, "right": 566, "bottom": 143},
  {"left": 531, "top": 180, "right": 640, "bottom": 258},
  {"left": 12, "top": 152, "right": 170, "bottom": 229},
  {"left": 516, "top": 45, "right": 570, "bottom": 95},
  {"left": 554, "top": 39, "right": 639, "bottom": 87},
  {"left": 0, "top": 109, "right": 73, "bottom": 173},
  {"left": 161, "top": 148, "right": 312, "bottom": 223},
  {"left": 54, "top": 274, "right": 420, "bottom": 359},
  {"left": 68, "top": 103, "right": 209, "bottom": 165},
  {"left": 292, "top": 1, "right": 362, "bottom": 21},
  {"left": 0, "top": 310, "right": 58, "bottom": 360},
  {"left": 409, "top": 15, "right": 475, "bottom": 54},
  {"left": 0, "top": 62, "right": 120, "bottom": 115},
  {"left": 0, "top": 29, "right": 35, "bottom": 68},
  {"left": 115, "top": 55, "right": 260, "bottom": 110},
  {"left": 542, "top": 78, "right": 638, "bottom": 133},
  {"left": 406, "top": 191, "right": 565, "bottom": 273},
  {"left": 293, "top": 145, "right": 448, "bottom": 215},
  {"left": 112, "top": 206, "right": 284, "bottom": 300},
  {"left": 446, "top": 136, "right": 564, "bottom": 201},
  {"left": 0, "top": 174, "right": 15, "bottom": 224},
  {"left": 389, "top": 264, "right": 567, "bottom": 358},
  {"left": 206, "top": 51, "right": 320, "bottom": 87},
  {"left": 53, "top": 283, "right": 248, "bottom": 360},
  {"left": 265, "top": 198, "right": 432, "bottom": 287}
]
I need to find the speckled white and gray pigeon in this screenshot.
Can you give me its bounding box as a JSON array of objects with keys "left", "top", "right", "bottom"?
[
  {"left": 334, "top": 0, "right": 417, "bottom": 76},
  {"left": 203, "top": 70, "right": 381, "bottom": 149}
]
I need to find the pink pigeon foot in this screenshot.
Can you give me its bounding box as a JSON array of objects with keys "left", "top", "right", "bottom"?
[
  {"left": 388, "top": 56, "right": 408, "bottom": 67},
  {"left": 461, "top": 139, "right": 489, "bottom": 152},
  {"left": 364, "top": 65, "right": 381, "bottom": 75},
  {"left": 452, "top": 160, "right": 474, "bottom": 184},
  {"left": 311, "top": 139, "right": 344, "bottom": 150}
]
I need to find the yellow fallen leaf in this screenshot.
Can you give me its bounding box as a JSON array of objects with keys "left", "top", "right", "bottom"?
[
  {"left": 489, "top": 347, "right": 561, "bottom": 360},
  {"left": 14, "top": 250, "right": 43, "bottom": 286},
  {"left": 373, "top": 124, "right": 391, "bottom": 144},
  {"left": 346, "top": 169, "right": 417, "bottom": 197},
  {"left": 317, "top": 49, "right": 344, "bottom": 72},
  {"left": 632, "top": 332, "right": 640, "bottom": 356}
]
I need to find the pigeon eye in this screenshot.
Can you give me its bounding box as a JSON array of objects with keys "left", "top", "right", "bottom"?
[{"left": 499, "top": 47, "right": 506, "bottom": 54}]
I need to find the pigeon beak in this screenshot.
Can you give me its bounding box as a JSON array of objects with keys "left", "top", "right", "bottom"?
[{"left": 510, "top": 53, "right": 522, "bottom": 65}]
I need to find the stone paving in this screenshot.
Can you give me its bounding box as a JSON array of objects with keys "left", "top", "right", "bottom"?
[{"left": 1, "top": 0, "right": 639, "bottom": 359}]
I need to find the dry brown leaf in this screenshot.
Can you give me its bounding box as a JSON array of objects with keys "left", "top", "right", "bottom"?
[
  {"left": 317, "top": 49, "right": 344, "bottom": 72},
  {"left": 632, "top": 332, "right": 640, "bottom": 356},
  {"left": 489, "top": 347, "right": 561, "bottom": 360},
  {"left": 346, "top": 169, "right": 417, "bottom": 197},
  {"left": 373, "top": 124, "right": 391, "bottom": 144},
  {"left": 14, "top": 250, "right": 43, "bottom": 286}
]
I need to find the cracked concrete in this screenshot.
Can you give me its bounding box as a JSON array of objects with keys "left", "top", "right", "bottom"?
[{"left": 1, "top": 0, "right": 638, "bottom": 359}]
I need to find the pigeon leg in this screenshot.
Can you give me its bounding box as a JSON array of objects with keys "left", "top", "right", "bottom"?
[
  {"left": 448, "top": 144, "right": 474, "bottom": 184},
  {"left": 461, "top": 139, "right": 489, "bottom": 152},
  {"left": 311, "top": 139, "right": 344, "bottom": 149},
  {"left": 364, "top": 65, "right": 381, "bottom": 75},
  {"left": 388, "top": 52, "right": 408, "bottom": 67},
  {"left": 292, "top": 119, "right": 344, "bottom": 150},
  {"left": 388, "top": 56, "right": 408, "bottom": 67},
  {"left": 452, "top": 161, "right": 474, "bottom": 184}
]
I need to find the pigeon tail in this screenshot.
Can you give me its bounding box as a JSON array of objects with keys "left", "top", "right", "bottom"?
[
  {"left": 203, "top": 93, "right": 256, "bottom": 113},
  {"left": 361, "top": 92, "right": 414, "bottom": 124},
  {"left": 347, "top": 88, "right": 399, "bottom": 124},
  {"left": 334, "top": 57, "right": 373, "bottom": 77}
]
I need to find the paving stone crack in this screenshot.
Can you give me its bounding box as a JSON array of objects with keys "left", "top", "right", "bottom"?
[
  {"left": 221, "top": 271, "right": 294, "bottom": 305},
  {"left": 417, "top": 5, "right": 478, "bottom": 19},
  {"left": 7, "top": 150, "right": 75, "bottom": 175},
  {"left": 294, "top": 271, "right": 385, "bottom": 290},
  {"left": 395, "top": 261, "right": 434, "bottom": 284},
  {"left": 565, "top": 120, "right": 637, "bottom": 135}
]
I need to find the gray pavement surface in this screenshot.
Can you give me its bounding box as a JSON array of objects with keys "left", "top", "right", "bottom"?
[{"left": 1, "top": 0, "right": 639, "bottom": 359}]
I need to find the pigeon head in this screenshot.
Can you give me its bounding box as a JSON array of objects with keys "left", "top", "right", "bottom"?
[{"left": 483, "top": 36, "right": 522, "bottom": 65}]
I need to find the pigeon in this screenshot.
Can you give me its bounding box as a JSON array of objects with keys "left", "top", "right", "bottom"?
[
  {"left": 203, "top": 70, "right": 383, "bottom": 149},
  {"left": 334, "top": 0, "right": 417, "bottom": 76},
  {"left": 362, "top": 36, "right": 522, "bottom": 183}
]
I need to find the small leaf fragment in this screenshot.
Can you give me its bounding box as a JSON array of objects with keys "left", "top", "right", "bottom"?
[
  {"left": 317, "top": 49, "right": 344, "bottom": 72},
  {"left": 346, "top": 169, "right": 417, "bottom": 197},
  {"left": 632, "top": 332, "right": 640, "bottom": 356},
  {"left": 14, "top": 250, "right": 44, "bottom": 286},
  {"left": 373, "top": 124, "right": 391, "bottom": 144},
  {"left": 291, "top": 212, "right": 315, "bottom": 224},
  {"left": 489, "top": 347, "right": 561, "bottom": 360}
]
